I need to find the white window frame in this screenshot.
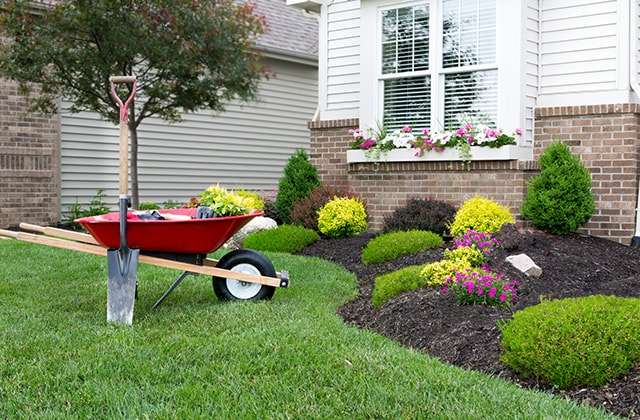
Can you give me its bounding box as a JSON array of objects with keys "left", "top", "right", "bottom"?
[{"left": 359, "top": 0, "right": 526, "bottom": 143}]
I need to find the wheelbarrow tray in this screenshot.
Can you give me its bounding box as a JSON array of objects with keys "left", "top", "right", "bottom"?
[{"left": 76, "top": 208, "right": 262, "bottom": 254}]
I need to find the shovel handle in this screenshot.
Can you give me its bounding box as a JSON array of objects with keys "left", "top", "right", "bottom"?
[{"left": 109, "top": 76, "right": 137, "bottom": 196}]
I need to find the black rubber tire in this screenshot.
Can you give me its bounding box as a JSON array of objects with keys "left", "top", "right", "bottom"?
[{"left": 212, "top": 249, "right": 276, "bottom": 301}]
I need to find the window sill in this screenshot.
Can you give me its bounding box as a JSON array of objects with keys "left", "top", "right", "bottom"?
[{"left": 346, "top": 145, "right": 529, "bottom": 163}]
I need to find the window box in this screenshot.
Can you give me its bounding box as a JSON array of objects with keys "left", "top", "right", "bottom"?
[{"left": 346, "top": 145, "right": 528, "bottom": 164}]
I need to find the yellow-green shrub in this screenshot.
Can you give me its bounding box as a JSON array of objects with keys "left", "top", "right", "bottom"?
[
  {"left": 448, "top": 195, "right": 514, "bottom": 236},
  {"left": 419, "top": 259, "right": 474, "bottom": 286},
  {"left": 317, "top": 196, "right": 367, "bottom": 238},
  {"left": 443, "top": 246, "right": 484, "bottom": 267}
]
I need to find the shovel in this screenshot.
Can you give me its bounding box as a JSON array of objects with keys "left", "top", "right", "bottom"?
[{"left": 106, "top": 75, "right": 139, "bottom": 325}]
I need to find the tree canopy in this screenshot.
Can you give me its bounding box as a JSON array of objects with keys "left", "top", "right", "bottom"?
[{"left": 0, "top": 0, "right": 269, "bottom": 206}]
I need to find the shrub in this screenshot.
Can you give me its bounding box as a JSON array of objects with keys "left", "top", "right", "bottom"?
[
  {"left": 139, "top": 201, "right": 161, "bottom": 210},
  {"left": 290, "top": 183, "right": 364, "bottom": 231},
  {"left": 448, "top": 195, "right": 514, "bottom": 236},
  {"left": 372, "top": 265, "right": 426, "bottom": 307},
  {"left": 275, "top": 149, "right": 321, "bottom": 224},
  {"left": 382, "top": 198, "right": 456, "bottom": 235},
  {"left": 317, "top": 197, "right": 368, "bottom": 238},
  {"left": 65, "top": 189, "right": 111, "bottom": 230},
  {"left": 442, "top": 246, "right": 485, "bottom": 267},
  {"left": 441, "top": 267, "right": 518, "bottom": 310},
  {"left": 449, "top": 230, "right": 500, "bottom": 265},
  {"left": 419, "top": 258, "right": 475, "bottom": 286},
  {"left": 262, "top": 198, "right": 282, "bottom": 225},
  {"left": 521, "top": 140, "right": 595, "bottom": 235},
  {"left": 243, "top": 224, "right": 320, "bottom": 254},
  {"left": 499, "top": 295, "right": 640, "bottom": 390},
  {"left": 362, "top": 230, "right": 444, "bottom": 264}
]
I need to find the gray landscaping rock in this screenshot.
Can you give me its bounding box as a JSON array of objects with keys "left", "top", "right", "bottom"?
[
  {"left": 223, "top": 216, "right": 277, "bottom": 249},
  {"left": 505, "top": 253, "right": 542, "bottom": 278}
]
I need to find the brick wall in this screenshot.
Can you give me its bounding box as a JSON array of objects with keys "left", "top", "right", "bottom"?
[
  {"left": 0, "top": 79, "right": 60, "bottom": 228},
  {"left": 535, "top": 104, "right": 640, "bottom": 244},
  {"left": 309, "top": 104, "right": 640, "bottom": 245}
]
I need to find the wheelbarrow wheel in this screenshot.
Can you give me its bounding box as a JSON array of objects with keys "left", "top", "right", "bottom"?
[{"left": 212, "top": 249, "right": 276, "bottom": 301}]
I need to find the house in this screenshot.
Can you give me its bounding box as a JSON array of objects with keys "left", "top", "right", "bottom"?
[
  {"left": 0, "top": 0, "right": 318, "bottom": 228},
  {"left": 288, "top": 0, "right": 640, "bottom": 244}
]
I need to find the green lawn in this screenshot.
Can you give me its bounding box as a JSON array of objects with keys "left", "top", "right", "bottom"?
[{"left": 0, "top": 239, "right": 616, "bottom": 419}]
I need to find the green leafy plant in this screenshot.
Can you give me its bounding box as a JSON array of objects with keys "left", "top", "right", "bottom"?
[
  {"left": 196, "top": 184, "right": 253, "bottom": 216},
  {"left": 290, "top": 183, "right": 363, "bottom": 231},
  {"left": 162, "top": 199, "right": 183, "bottom": 209},
  {"left": 441, "top": 266, "right": 518, "bottom": 310},
  {"left": 234, "top": 189, "right": 265, "bottom": 210},
  {"left": 521, "top": 140, "right": 595, "bottom": 235},
  {"left": 362, "top": 230, "right": 444, "bottom": 265},
  {"left": 372, "top": 265, "right": 426, "bottom": 307},
  {"left": 448, "top": 195, "right": 515, "bottom": 236},
  {"left": 243, "top": 224, "right": 320, "bottom": 254},
  {"left": 65, "top": 189, "right": 111, "bottom": 230},
  {"left": 275, "top": 149, "right": 321, "bottom": 224},
  {"left": 138, "top": 202, "right": 161, "bottom": 210},
  {"left": 317, "top": 196, "right": 368, "bottom": 238},
  {"left": 500, "top": 295, "right": 640, "bottom": 389},
  {"left": 382, "top": 197, "right": 456, "bottom": 235}
]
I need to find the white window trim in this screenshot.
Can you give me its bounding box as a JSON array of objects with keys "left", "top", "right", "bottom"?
[{"left": 359, "top": 0, "right": 528, "bottom": 146}]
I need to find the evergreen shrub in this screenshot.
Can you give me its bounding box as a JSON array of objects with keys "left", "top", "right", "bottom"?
[
  {"left": 275, "top": 149, "right": 321, "bottom": 224},
  {"left": 521, "top": 140, "right": 595, "bottom": 235}
]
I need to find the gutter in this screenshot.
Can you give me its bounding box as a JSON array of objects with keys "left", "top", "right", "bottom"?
[{"left": 629, "top": 1, "right": 640, "bottom": 247}]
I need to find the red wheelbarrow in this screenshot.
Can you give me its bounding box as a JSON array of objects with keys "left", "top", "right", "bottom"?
[{"left": 0, "top": 208, "right": 289, "bottom": 319}]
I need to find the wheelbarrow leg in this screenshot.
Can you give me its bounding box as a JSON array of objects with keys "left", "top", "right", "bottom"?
[{"left": 152, "top": 271, "right": 195, "bottom": 309}]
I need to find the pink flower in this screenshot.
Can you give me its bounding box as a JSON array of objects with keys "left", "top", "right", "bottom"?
[
  {"left": 489, "top": 288, "right": 496, "bottom": 298},
  {"left": 499, "top": 294, "right": 507, "bottom": 302},
  {"left": 515, "top": 128, "right": 523, "bottom": 135}
]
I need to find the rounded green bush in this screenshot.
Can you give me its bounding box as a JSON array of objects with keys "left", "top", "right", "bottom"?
[
  {"left": 243, "top": 224, "right": 319, "bottom": 254},
  {"left": 499, "top": 295, "right": 640, "bottom": 390},
  {"left": 362, "top": 230, "right": 444, "bottom": 264},
  {"left": 448, "top": 195, "right": 514, "bottom": 236},
  {"left": 372, "top": 265, "right": 425, "bottom": 307},
  {"left": 521, "top": 140, "right": 595, "bottom": 235},
  {"left": 317, "top": 196, "right": 367, "bottom": 238}
]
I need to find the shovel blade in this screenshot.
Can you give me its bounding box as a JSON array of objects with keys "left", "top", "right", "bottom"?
[{"left": 107, "top": 248, "right": 139, "bottom": 325}]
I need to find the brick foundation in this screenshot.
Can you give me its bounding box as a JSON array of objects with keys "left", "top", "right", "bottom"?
[
  {"left": 0, "top": 80, "right": 60, "bottom": 229},
  {"left": 309, "top": 104, "right": 640, "bottom": 245}
]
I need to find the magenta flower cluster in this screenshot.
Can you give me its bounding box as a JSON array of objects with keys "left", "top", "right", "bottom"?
[
  {"left": 452, "top": 229, "right": 499, "bottom": 263},
  {"left": 441, "top": 267, "right": 519, "bottom": 310}
]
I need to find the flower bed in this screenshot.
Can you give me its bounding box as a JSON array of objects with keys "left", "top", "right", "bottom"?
[{"left": 348, "top": 122, "right": 525, "bottom": 163}]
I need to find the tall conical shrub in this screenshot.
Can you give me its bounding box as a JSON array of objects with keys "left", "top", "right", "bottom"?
[
  {"left": 521, "top": 140, "right": 595, "bottom": 235},
  {"left": 275, "top": 149, "right": 321, "bottom": 224}
]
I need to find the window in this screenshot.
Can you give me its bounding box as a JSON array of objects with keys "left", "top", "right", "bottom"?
[{"left": 379, "top": 0, "right": 497, "bottom": 131}]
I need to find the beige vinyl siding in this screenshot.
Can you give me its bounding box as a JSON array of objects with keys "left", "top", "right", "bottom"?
[
  {"left": 326, "top": 0, "right": 361, "bottom": 111},
  {"left": 60, "top": 58, "right": 317, "bottom": 215},
  {"left": 539, "top": 0, "right": 618, "bottom": 95}
]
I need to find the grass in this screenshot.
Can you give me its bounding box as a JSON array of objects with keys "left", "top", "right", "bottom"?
[{"left": 0, "top": 238, "right": 616, "bottom": 419}]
